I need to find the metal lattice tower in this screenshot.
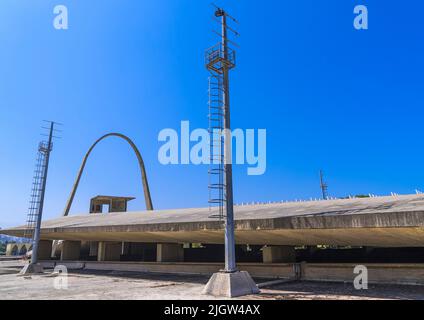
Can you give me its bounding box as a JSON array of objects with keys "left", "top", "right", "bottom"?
[
  {"left": 206, "top": 5, "right": 238, "bottom": 272},
  {"left": 24, "top": 121, "right": 60, "bottom": 265},
  {"left": 320, "top": 170, "right": 329, "bottom": 200}
]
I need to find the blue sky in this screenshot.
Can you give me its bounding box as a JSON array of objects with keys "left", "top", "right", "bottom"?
[{"left": 1, "top": 0, "right": 424, "bottom": 228}]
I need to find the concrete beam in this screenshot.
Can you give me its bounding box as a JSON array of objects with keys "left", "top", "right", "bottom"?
[
  {"left": 157, "top": 243, "right": 184, "bottom": 262},
  {"left": 263, "top": 246, "right": 296, "bottom": 263},
  {"left": 61, "top": 241, "right": 81, "bottom": 261}
]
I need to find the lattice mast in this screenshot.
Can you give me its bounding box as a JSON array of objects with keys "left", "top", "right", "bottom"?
[
  {"left": 24, "top": 121, "right": 60, "bottom": 264},
  {"left": 206, "top": 6, "right": 238, "bottom": 272}
]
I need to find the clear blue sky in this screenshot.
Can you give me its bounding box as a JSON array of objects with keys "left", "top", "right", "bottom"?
[{"left": 1, "top": 0, "right": 424, "bottom": 228}]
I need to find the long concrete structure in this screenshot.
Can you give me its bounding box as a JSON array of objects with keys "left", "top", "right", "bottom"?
[
  {"left": 2, "top": 194, "right": 424, "bottom": 247},
  {"left": 36, "top": 260, "right": 424, "bottom": 286}
]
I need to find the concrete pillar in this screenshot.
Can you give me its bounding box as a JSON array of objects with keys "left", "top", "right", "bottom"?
[
  {"left": 156, "top": 243, "right": 184, "bottom": 262},
  {"left": 97, "top": 242, "right": 121, "bottom": 261},
  {"left": 263, "top": 246, "right": 296, "bottom": 263},
  {"left": 37, "top": 240, "right": 53, "bottom": 260},
  {"left": 6, "top": 244, "right": 14, "bottom": 256},
  {"left": 97, "top": 242, "right": 106, "bottom": 261},
  {"left": 61, "top": 241, "right": 81, "bottom": 261}
]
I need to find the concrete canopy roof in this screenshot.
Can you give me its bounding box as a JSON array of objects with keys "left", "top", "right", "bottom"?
[{"left": 2, "top": 194, "right": 424, "bottom": 247}]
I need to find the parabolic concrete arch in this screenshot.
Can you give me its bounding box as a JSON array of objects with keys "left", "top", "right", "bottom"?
[{"left": 62, "top": 133, "right": 153, "bottom": 216}]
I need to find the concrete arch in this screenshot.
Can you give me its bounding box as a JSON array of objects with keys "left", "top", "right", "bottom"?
[
  {"left": 62, "top": 133, "right": 153, "bottom": 216},
  {"left": 6, "top": 243, "right": 32, "bottom": 256}
]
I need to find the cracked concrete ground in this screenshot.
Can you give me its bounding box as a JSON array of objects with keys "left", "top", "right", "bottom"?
[{"left": 1, "top": 260, "right": 424, "bottom": 300}]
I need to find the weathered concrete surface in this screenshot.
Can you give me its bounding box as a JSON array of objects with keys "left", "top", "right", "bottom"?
[
  {"left": 203, "top": 271, "right": 260, "bottom": 297},
  {"left": 3, "top": 194, "right": 424, "bottom": 247},
  {"left": 2, "top": 261, "right": 424, "bottom": 300},
  {"left": 19, "top": 263, "right": 44, "bottom": 275},
  {"left": 40, "top": 260, "right": 297, "bottom": 279},
  {"left": 33, "top": 260, "right": 424, "bottom": 286},
  {"left": 302, "top": 263, "right": 424, "bottom": 286}
]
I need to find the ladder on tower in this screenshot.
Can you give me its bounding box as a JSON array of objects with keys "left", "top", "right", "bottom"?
[
  {"left": 208, "top": 74, "right": 226, "bottom": 219},
  {"left": 24, "top": 141, "right": 52, "bottom": 241}
]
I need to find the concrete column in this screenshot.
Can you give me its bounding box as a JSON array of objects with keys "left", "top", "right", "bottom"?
[
  {"left": 97, "top": 242, "right": 121, "bottom": 261},
  {"left": 263, "top": 246, "right": 296, "bottom": 263},
  {"left": 97, "top": 242, "right": 106, "bottom": 261},
  {"left": 37, "top": 240, "right": 53, "bottom": 260},
  {"left": 5, "top": 244, "right": 14, "bottom": 256},
  {"left": 61, "top": 241, "right": 81, "bottom": 261},
  {"left": 156, "top": 243, "right": 184, "bottom": 262}
]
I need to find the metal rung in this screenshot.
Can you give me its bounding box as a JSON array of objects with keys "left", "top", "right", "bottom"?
[
  {"left": 209, "top": 185, "right": 226, "bottom": 190},
  {"left": 209, "top": 170, "right": 225, "bottom": 174}
]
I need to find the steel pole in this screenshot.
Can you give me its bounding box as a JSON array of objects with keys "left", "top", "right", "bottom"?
[
  {"left": 31, "top": 122, "right": 54, "bottom": 265},
  {"left": 221, "top": 12, "right": 237, "bottom": 273}
]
